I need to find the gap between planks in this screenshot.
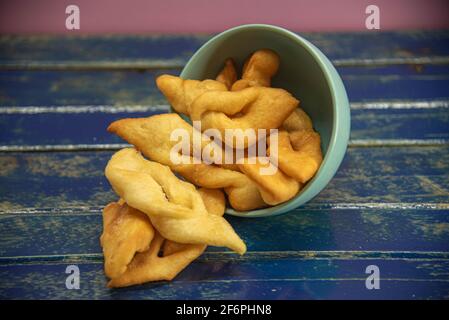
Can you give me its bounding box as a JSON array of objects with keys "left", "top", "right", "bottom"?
[
  {"left": 0, "top": 99, "right": 448, "bottom": 150},
  {"left": 1, "top": 99, "right": 449, "bottom": 114},
  {"left": 1, "top": 202, "right": 448, "bottom": 216},
  {"left": 1, "top": 56, "right": 449, "bottom": 71},
  {"left": 0, "top": 139, "right": 448, "bottom": 152},
  {"left": 1, "top": 250, "right": 449, "bottom": 266}
]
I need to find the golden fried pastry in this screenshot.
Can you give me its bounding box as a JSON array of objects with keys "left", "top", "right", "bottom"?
[
  {"left": 156, "top": 74, "right": 297, "bottom": 147},
  {"left": 107, "top": 188, "right": 226, "bottom": 288},
  {"left": 162, "top": 188, "right": 225, "bottom": 257},
  {"left": 238, "top": 157, "right": 300, "bottom": 205},
  {"left": 231, "top": 49, "right": 280, "bottom": 91},
  {"left": 216, "top": 58, "right": 238, "bottom": 89},
  {"left": 224, "top": 49, "right": 321, "bottom": 184},
  {"left": 224, "top": 51, "right": 320, "bottom": 183},
  {"left": 108, "top": 114, "right": 267, "bottom": 211},
  {"left": 197, "top": 188, "right": 226, "bottom": 216},
  {"left": 272, "top": 130, "right": 322, "bottom": 184},
  {"left": 272, "top": 108, "right": 323, "bottom": 183},
  {"left": 105, "top": 148, "right": 246, "bottom": 254},
  {"left": 100, "top": 49, "right": 325, "bottom": 289},
  {"left": 100, "top": 202, "right": 155, "bottom": 279},
  {"left": 108, "top": 232, "right": 204, "bottom": 287},
  {"left": 282, "top": 108, "right": 313, "bottom": 132},
  {"left": 176, "top": 162, "right": 267, "bottom": 211},
  {"left": 156, "top": 74, "right": 227, "bottom": 116},
  {"left": 189, "top": 86, "right": 298, "bottom": 145}
]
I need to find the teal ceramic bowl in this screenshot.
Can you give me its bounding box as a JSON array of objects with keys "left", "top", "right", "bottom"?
[{"left": 179, "top": 24, "right": 350, "bottom": 217}]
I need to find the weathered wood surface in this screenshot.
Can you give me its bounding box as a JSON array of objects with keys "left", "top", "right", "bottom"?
[
  {"left": 1, "top": 31, "right": 449, "bottom": 68},
  {"left": 0, "top": 147, "right": 448, "bottom": 211},
  {"left": 1, "top": 146, "right": 449, "bottom": 211},
  {"left": 0, "top": 31, "right": 448, "bottom": 299},
  {"left": 1, "top": 257, "right": 449, "bottom": 299},
  {"left": 1, "top": 65, "right": 449, "bottom": 106},
  {"left": 1, "top": 105, "right": 448, "bottom": 147},
  {"left": 1, "top": 208, "right": 449, "bottom": 258}
]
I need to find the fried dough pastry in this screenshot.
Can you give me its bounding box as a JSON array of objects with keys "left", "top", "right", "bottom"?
[
  {"left": 107, "top": 188, "right": 226, "bottom": 288},
  {"left": 216, "top": 58, "right": 238, "bottom": 89},
  {"left": 108, "top": 231, "right": 205, "bottom": 287},
  {"left": 225, "top": 51, "right": 321, "bottom": 184},
  {"left": 162, "top": 188, "right": 225, "bottom": 257},
  {"left": 108, "top": 114, "right": 267, "bottom": 211},
  {"left": 273, "top": 130, "right": 323, "bottom": 184},
  {"left": 272, "top": 108, "right": 323, "bottom": 183},
  {"left": 197, "top": 187, "right": 226, "bottom": 216},
  {"left": 156, "top": 74, "right": 297, "bottom": 146},
  {"left": 100, "top": 48, "right": 325, "bottom": 289},
  {"left": 100, "top": 202, "right": 155, "bottom": 279},
  {"left": 156, "top": 74, "right": 227, "bottom": 116},
  {"left": 231, "top": 49, "right": 280, "bottom": 91},
  {"left": 105, "top": 148, "right": 246, "bottom": 254},
  {"left": 282, "top": 107, "right": 313, "bottom": 132},
  {"left": 189, "top": 86, "right": 298, "bottom": 144},
  {"left": 238, "top": 157, "right": 300, "bottom": 205}
]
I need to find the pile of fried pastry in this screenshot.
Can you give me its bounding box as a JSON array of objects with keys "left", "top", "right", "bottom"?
[{"left": 101, "top": 49, "right": 323, "bottom": 287}]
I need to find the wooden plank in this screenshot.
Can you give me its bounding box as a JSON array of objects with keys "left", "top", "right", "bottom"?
[
  {"left": 1, "top": 257, "right": 448, "bottom": 299},
  {"left": 1, "top": 65, "right": 449, "bottom": 106},
  {"left": 0, "top": 35, "right": 209, "bottom": 67},
  {"left": 1, "top": 31, "right": 449, "bottom": 69},
  {"left": 0, "top": 105, "right": 448, "bottom": 146},
  {"left": 0, "top": 146, "right": 448, "bottom": 211},
  {"left": 1, "top": 208, "right": 449, "bottom": 258},
  {"left": 342, "top": 74, "right": 449, "bottom": 102},
  {"left": 350, "top": 107, "right": 449, "bottom": 141},
  {"left": 0, "top": 70, "right": 177, "bottom": 106}
]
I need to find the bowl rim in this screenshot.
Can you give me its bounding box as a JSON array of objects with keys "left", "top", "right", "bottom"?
[{"left": 179, "top": 23, "right": 350, "bottom": 217}]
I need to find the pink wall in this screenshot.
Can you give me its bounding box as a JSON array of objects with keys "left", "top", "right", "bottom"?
[{"left": 1, "top": 0, "right": 448, "bottom": 34}]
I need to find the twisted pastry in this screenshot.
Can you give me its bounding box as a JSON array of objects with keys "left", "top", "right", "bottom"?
[
  {"left": 157, "top": 74, "right": 298, "bottom": 148},
  {"left": 100, "top": 202, "right": 154, "bottom": 279},
  {"left": 216, "top": 58, "right": 238, "bottom": 89},
  {"left": 270, "top": 109, "right": 323, "bottom": 183},
  {"left": 105, "top": 148, "right": 246, "bottom": 254},
  {"left": 231, "top": 49, "right": 280, "bottom": 91},
  {"left": 189, "top": 86, "right": 298, "bottom": 147},
  {"left": 156, "top": 74, "right": 227, "bottom": 116},
  {"left": 108, "top": 114, "right": 267, "bottom": 211},
  {"left": 238, "top": 156, "right": 300, "bottom": 205},
  {"left": 104, "top": 189, "right": 225, "bottom": 288},
  {"left": 227, "top": 50, "right": 322, "bottom": 185}
]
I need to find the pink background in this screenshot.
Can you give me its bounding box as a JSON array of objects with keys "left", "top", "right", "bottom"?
[{"left": 1, "top": 0, "right": 448, "bottom": 34}]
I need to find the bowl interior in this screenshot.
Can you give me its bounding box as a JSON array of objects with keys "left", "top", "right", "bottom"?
[{"left": 180, "top": 25, "right": 345, "bottom": 217}]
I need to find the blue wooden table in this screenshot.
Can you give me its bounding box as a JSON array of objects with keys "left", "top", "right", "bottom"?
[{"left": 0, "top": 31, "right": 448, "bottom": 299}]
